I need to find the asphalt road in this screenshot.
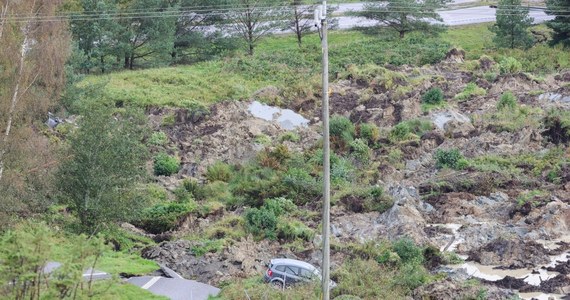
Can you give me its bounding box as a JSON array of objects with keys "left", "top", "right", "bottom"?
[
  {"left": 127, "top": 276, "right": 220, "bottom": 300},
  {"left": 334, "top": 5, "right": 552, "bottom": 29}
]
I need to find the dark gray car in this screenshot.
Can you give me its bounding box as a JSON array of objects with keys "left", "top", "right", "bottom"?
[{"left": 263, "top": 258, "right": 336, "bottom": 289}]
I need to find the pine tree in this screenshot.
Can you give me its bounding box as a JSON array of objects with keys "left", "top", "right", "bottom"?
[
  {"left": 357, "top": 0, "right": 447, "bottom": 38},
  {"left": 491, "top": 0, "right": 534, "bottom": 49},
  {"left": 546, "top": 0, "right": 570, "bottom": 47}
]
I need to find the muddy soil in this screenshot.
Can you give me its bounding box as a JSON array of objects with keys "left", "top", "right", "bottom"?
[{"left": 141, "top": 54, "right": 570, "bottom": 298}]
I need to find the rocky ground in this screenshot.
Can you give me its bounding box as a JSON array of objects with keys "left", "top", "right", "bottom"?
[{"left": 134, "top": 51, "right": 570, "bottom": 299}]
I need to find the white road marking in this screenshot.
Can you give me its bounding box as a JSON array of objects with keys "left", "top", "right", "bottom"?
[
  {"left": 141, "top": 277, "right": 161, "bottom": 290},
  {"left": 82, "top": 272, "right": 108, "bottom": 277}
]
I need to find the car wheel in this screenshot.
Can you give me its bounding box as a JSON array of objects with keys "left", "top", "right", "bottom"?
[{"left": 272, "top": 280, "right": 284, "bottom": 289}]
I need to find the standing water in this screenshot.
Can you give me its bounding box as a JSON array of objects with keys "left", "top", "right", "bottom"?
[{"left": 248, "top": 101, "right": 309, "bottom": 130}]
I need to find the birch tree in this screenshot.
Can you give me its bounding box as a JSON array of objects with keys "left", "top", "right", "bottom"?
[{"left": 0, "top": 0, "right": 70, "bottom": 217}]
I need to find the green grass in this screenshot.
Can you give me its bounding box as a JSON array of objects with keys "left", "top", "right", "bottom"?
[
  {"left": 74, "top": 29, "right": 449, "bottom": 109},
  {"left": 74, "top": 24, "right": 570, "bottom": 110},
  {"left": 89, "top": 282, "right": 169, "bottom": 300},
  {"left": 51, "top": 235, "right": 159, "bottom": 276},
  {"left": 80, "top": 61, "right": 264, "bottom": 108},
  {"left": 443, "top": 23, "right": 494, "bottom": 59}
]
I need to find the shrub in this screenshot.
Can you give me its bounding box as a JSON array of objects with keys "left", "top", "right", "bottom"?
[
  {"left": 148, "top": 131, "right": 168, "bottom": 146},
  {"left": 454, "top": 83, "right": 486, "bottom": 101},
  {"left": 330, "top": 115, "right": 355, "bottom": 149},
  {"left": 254, "top": 134, "right": 271, "bottom": 145},
  {"left": 359, "top": 123, "right": 380, "bottom": 145},
  {"left": 422, "top": 88, "right": 444, "bottom": 105},
  {"left": 499, "top": 57, "right": 523, "bottom": 74},
  {"left": 435, "top": 148, "right": 467, "bottom": 170},
  {"left": 153, "top": 153, "right": 180, "bottom": 176},
  {"left": 393, "top": 238, "right": 424, "bottom": 265},
  {"left": 244, "top": 207, "right": 278, "bottom": 240},
  {"left": 542, "top": 109, "right": 570, "bottom": 144},
  {"left": 390, "top": 119, "right": 433, "bottom": 142},
  {"left": 264, "top": 197, "right": 297, "bottom": 216},
  {"left": 350, "top": 138, "right": 372, "bottom": 163},
  {"left": 136, "top": 201, "right": 195, "bottom": 234},
  {"left": 279, "top": 131, "right": 300, "bottom": 143},
  {"left": 282, "top": 168, "right": 320, "bottom": 205},
  {"left": 497, "top": 91, "right": 517, "bottom": 110},
  {"left": 331, "top": 158, "right": 355, "bottom": 185},
  {"left": 277, "top": 220, "right": 314, "bottom": 242},
  {"left": 206, "top": 161, "right": 233, "bottom": 182},
  {"left": 484, "top": 72, "right": 498, "bottom": 82},
  {"left": 191, "top": 239, "right": 224, "bottom": 257}
]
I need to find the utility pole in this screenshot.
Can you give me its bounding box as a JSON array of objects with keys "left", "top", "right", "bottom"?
[{"left": 314, "top": 2, "right": 330, "bottom": 299}]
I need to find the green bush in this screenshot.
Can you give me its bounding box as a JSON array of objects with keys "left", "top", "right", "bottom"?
[
  {"left": 350, "top": 138, "right": 372, "bottom": 163},
  {"left": 497, "top": 91, "right": 517, "bottom": 110},
  {"left": 279, "top": 131, "right": 300, "bottom": 143},
  {"left": 390, "top": 119, "right": 433, "bottom": 142},
  {"left": 191, "top": 239, "right": 224, "bottom": 257},
  {"left": 330, "top": 115, "right": 355, "bottom": 142},
  {"left": 153, "top": 153, "right": 180, "bottom": 176},
  {"left": 454, "top": 83, "right": 486, "bottom": 101},
  {"left": 542, "top": 109, "right": 570, "bottom": 144},
  {"left": 435, "top": 148, "right": 467, "bottom": 170},
  {"left": 148, "top": 131, "right": 168, "bottom": 146},
  {"left": 282, "top": 168, "right": 320, "bottom": 205},
  {"left": 206, "top": 161, "right": 233, "bottom": 182},
  {"left": 499, "top": 57, "right": 523, "bottom": 74},
  {"left": 277, "top": 220, "right": 314, "bottom": 242},
  {"left": 393, "top": 238, "right": 424, "bottom": 265},
  {"left": 135, "top": 201, "right": 195, "bottom": 234},
  {"left": 359, "top": 123, "right": 380, "bottom": 145},
  {"left": 422, "top": 88, "right": 444, "bottom": 105},
  {"left": 331, "top": 158, "right": 355, "bottom": 185},
  {"left": 263, "top": 197, "right": 297, "bottom": 216},
  {"left": 244, "top": 207, "right": 278, "bottom": 240}
]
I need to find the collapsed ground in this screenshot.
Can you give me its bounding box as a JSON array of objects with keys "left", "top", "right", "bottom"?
[{"left": 120, "top": 50, "right": 570, "bottom": 299}]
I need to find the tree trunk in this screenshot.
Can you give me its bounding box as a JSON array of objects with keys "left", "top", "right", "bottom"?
[
  {"left": 0, "top": 2, "right": 7, "bottom": 41},
  {"left": 399, "top": 31, "right": 405, "bottom": 39},
  {"left": 124, "top": 55, "right": 130, "bottom": 69},
  {"left": 129, "top": 53, "right": 134, "bottom": 69},
  {"left": 100, "top": 55, "right": 105, "bottom": 73},
  {"left": 0, "top": 22, "right": 30, "bottom": 183}
]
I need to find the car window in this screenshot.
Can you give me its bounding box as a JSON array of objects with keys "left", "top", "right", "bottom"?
[
  {"left": 299, "top": 268, "right": 314, "bottom": 279},
  {"left": 284, "top": 266, "right": 299, "bottom": 276},
  {"left": 275, "top": 265, "right": 285, "bottom": 272}
]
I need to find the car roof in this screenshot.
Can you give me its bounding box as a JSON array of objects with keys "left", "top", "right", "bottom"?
[{"left": 270, "top": 258, "right": 318, "bottom": 271}]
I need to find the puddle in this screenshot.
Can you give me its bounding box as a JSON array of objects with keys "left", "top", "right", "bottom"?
[
  {"left": 538, "top": 93, "right": 570, "bottom": 104},
  {"left": 442, "top": 227, "right": 570, "bottom": 299},
  {"left": 248, "top": 101, "right": 309, "bottom": 130},
  {"left": 432, "top": 111, "right": 470, "bottom": 130}
]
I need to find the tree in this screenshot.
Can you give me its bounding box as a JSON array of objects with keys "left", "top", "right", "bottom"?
[
  {"left": 171, "top": 0, "right": 240, "bottom": 63},
  {"left": 70, "top": 0, "right": 177, "bottom": 71},
  {"left": 356, "top": 0, "right": 447, "bottom": 38},
  {"left": 56, "top": 107, "right": 149, "bottom": 231},
  {"left": 285, "top": 0, "right": 337, "bottom": 47},
  {"left": 225, "top": 0, "right": 286, "bottom": 55},
  {"left": 491, "top": 0, "right": 534, "bottom": 49},
  {"left": 69, "top": 0, "right": 121, "bottom": 73},
  {"left": 0, "top": 0, "right": 70, "bottom": 223},
  {"left": 117, "top": 0, "right": 177, "bottom": 69},
  {"left": 546, "top": 0, "right": 570, "bottom": 47}
]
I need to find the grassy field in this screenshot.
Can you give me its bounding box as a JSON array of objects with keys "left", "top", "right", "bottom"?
[{"left": 74, "top": 24, "right": 569, "bottom": 110}]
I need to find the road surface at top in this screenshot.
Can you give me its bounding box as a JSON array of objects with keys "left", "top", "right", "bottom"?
[{"left": 335, "top": 6, "right": 552, "bottom": 29}]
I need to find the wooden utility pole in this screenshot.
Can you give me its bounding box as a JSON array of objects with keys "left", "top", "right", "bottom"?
[{"left": 315, "top": 1, "right": 330, "bottom": 299}]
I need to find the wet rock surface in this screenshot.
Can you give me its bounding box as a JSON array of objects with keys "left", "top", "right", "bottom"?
[
  {"left": 412, "top": 277, "right": 517, "bottom": 300},
  {"left": 468, "top": 238, "right": 551, "bottom": 268}
]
